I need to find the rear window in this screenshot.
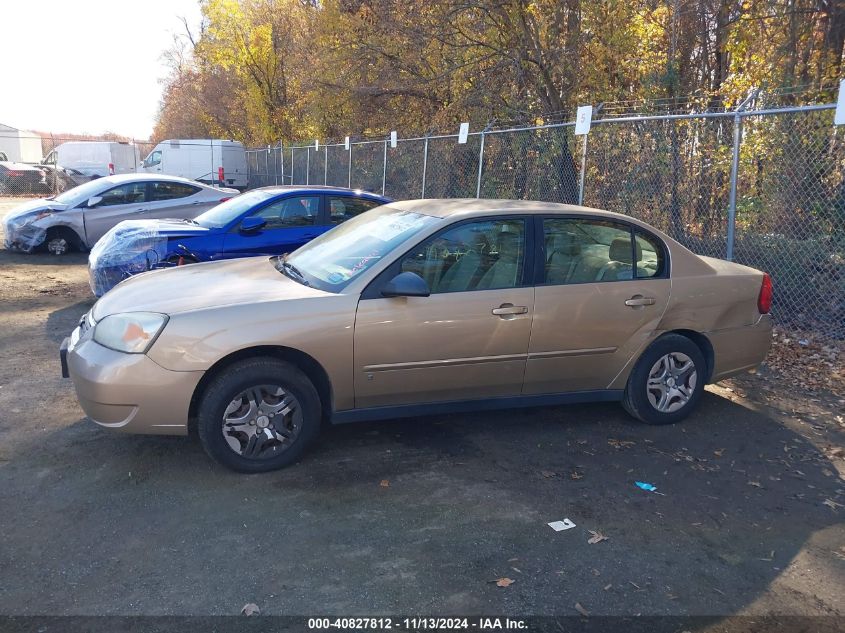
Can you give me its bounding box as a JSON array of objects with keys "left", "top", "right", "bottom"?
[{"left": 150, "top": 181, "right": 200, "bottom": 201}]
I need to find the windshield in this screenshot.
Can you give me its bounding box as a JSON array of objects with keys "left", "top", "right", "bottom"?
[
  {"left": 194, "top": 190, "right": 276, "bottom": 228},
  {"left": 52, "top": 178, "right": 112, "bottom": 206},
  {"left": 281, "top": 205, "right": 440, "bottom": 292}
]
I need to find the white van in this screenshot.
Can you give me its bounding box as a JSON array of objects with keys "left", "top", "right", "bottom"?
[
  {"left": 43, "top": 142, "right": 140, "bottom": 179},
  {"left": 0, "top": 125, "right": 43, "bottom": 163},
  {"left": 141, "top": 139, "right": 248, "bottom": 191}
]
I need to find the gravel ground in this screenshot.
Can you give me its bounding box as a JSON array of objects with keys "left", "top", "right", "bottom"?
[{"left": 0, "top": 198, "right": 843, "bottom": 619}]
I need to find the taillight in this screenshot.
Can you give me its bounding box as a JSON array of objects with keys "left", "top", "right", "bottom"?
[
  {"left": 218, "top": 197, "right": 231, "bottom": 203},
  {"left": 218, "top": 166, "right": 224, "bottom": 182},
  {"left": 757, "top": 273, "right": 773, "bottom": 314},
  {"left": 108, "top": 163, "right": 115, "bottom": 175}
]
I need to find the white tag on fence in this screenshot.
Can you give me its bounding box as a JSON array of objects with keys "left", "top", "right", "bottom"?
[
  {"left": 315, "top": 140, "right": 319, "bottom": 151},
  {"left": 835, "top": 79, "right": 845, "bottom": 125},
  {"left": 458, "top": 122, "right": 469, "bottom": 144},
  {"left": 575, "top": 105, "right": 593, "bottom": 135},
  {"left": 345, "top": 136, "right": 350, "bottom": 151},
  {"left": 390, "top": 131, "right": 398, "bottom": 148}
]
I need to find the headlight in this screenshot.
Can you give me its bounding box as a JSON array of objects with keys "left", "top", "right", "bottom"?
[{"left": 93, "top": 312, "right": 168, "bottom": 354}]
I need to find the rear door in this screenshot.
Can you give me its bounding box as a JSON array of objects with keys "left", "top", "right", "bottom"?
[
  {"left": 222, "top": 194, "right": 323, "bottom": 257},
  {"left": 146, "top": 181, "right": 207, "bottom": 220},
  {"left": 523, "top": 216, "right": 671, "bottom": 394}
]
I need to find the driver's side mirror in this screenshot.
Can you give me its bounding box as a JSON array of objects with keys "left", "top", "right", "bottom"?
[
  {"left": 381, "top": 271, "right": 430, "bottom": 298},
  {"left": 87, "top": 196, "right": 103, "bottom": 208},
  {"left": 239, "top": 216, "right": 267, "bottom": 234}
]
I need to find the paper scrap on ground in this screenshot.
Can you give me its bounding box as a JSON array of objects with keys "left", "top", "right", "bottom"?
[{"left": 548, "top": 519, "right": 576, "bottom": 531}]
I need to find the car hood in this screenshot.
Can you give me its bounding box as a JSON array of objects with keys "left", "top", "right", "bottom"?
[
  {"left": 92, "top": 256, "right": 328, "bottom": 318},
  {"left": 4, "top": 199, "right": 69, "bottom": 223},
  {"left": 109, "top": 218, "right": 212, "bottom": 239}
]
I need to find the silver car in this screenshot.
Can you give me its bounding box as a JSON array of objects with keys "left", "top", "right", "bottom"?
[{"left": 3, "top": 174, "right": 238, "bottom": 255}]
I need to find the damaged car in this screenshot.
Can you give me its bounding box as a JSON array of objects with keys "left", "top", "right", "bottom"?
[
  {"left": 62, "top": 199, "right": 773, "bottom": 473},
  {"left": 3, "top": 174, "right": 236, "bottom": 255},
  {"left": 87, "top": 186, "right": 390, "bottom": 296}
]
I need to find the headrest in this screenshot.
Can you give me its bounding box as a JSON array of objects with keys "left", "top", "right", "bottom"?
[
  {"left": 551, "top": 232, "right": 581, "bottom": 257},
  {"left": 608, "top": 237, "right": 642, "bottom": 264}
]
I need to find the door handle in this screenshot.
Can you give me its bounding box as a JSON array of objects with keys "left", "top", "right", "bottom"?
[
  {"left": 625, "top": 296, "right": 655, "bottom": 307},
  {"left": 492, "top": 303, "right": 528, "bottom": 316}
]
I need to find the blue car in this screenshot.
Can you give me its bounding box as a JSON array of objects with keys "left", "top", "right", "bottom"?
[{"left": 88, "top": 186, "right": 391, "bottom": 296}]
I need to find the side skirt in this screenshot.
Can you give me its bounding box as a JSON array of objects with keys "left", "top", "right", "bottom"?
[{"left": 331, "top": 390, "right": 624, "bottom": 425}]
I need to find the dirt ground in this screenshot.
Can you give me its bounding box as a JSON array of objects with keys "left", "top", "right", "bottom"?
[{"left": 0, "top": 197, "right": 843, "bottom": 620}]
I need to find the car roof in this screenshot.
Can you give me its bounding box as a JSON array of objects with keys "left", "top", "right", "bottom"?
[
  {"left": 254, "top": 185, "right": 390, "bottom": 199},
  {"left": 94, "top": 173, "right": 211, "bottom": 186},
  {"left": 388, "top": 198, "right": 644, "bottom": 223},
  {"left": 0, "top": 161, "right": 41, "bottom": 169}
]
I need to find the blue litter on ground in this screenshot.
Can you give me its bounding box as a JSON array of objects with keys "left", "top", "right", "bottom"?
[{"left": 635, "top": 481, "right": 665, "bottom": 495}]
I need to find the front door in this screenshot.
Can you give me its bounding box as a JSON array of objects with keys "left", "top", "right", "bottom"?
[
  {"left": 222, "top": 194, "right": 324, "bottom": 257},
  {"left": 354, "top": 217, "right": 534, "bottom": 408},
  {"left": 82, "top": 181, "right": 149, "bottom": 245},
  {"left": 523, "top": 217, "right": 671, "bottom": 394}
]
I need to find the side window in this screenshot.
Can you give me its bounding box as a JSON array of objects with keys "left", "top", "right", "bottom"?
[
  {"left": 543, "top": 218, "right": 636, "bottom": 284},
  {"left": 399, "top": 219, "right": 525, "bottom": 293},
  {"left": 150, "top": 181, "right": 200, "bottom": 201},
  {"left": 328, "top": 196, "right": 382, "bottom": 225},
  {"left": 634, "top": 230, "right": 666, "bottom": 278},
  {"left": 96, "top": 182, "right": 147, "bottom": 207},
  {"left": 253, "top": 196, "right": 320, "bottom": 229},
  {"left": 147, "top": 150, "right": 162, "bottom": 166}
]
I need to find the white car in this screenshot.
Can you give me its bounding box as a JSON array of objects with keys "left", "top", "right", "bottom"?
[{"left": 3, "top": 174, "right": 238, "bottom": 255}]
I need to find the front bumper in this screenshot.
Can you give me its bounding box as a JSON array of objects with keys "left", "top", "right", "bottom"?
[
  {"left": 62, "top": 320, "right": 204, "bottom": 436},
  {"left": 3, "top": 222, "right": 45, "bottom": 252}
]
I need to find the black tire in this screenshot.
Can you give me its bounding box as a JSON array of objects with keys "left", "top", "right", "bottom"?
[
  {"left": 42, "top": 227, "right": 82, "bottom": 255},
  {"left": 622, "top": 333, "right": 706, "bottom": 425},
  {"left": 197, "top": 358, "right": 321, "bottom": 472}
]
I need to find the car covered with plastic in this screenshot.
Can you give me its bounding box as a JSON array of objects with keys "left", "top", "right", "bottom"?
[
  {"left": 3, "top": 174, "right": 236, "bottom": 255},
  {"left": 87, "top": 186, "right": 391, "bottom": 296}
]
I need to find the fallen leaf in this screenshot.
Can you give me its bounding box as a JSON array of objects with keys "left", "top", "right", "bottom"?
[
  {"left": 823, "top": 498, "right": 844, "bottom": 511},
  {"left": 574, "top": 602, "right": 590, "bottom": 616},
  {"left": 748, "top": 481, "right": 762, "bottom": 488},
  {"left": 241, "top": 603, "right": 260, "bottom": 616},
  {"left": 495, "top": 577, "right": 514, "bottom": 587},
  {"left": 540, "top": 470, "right": 556, "bottom": 478},
  {"left": 714, "top": 449, "right": 725, "bottom": 457},
  {"left": 570, "top": 471, "right": 584, "bottom": 480},
  {"left": 587, "top": 530, "right": 608, "bottom": 544},
  {"left": 379, "top": 479, "right": 390, "bottom": 488},
  {"left": 608, "top": 439, "right": 635, "bottom": 449}
]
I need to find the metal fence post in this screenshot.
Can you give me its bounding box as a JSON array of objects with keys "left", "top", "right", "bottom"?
[
  {"left": 421, "top": 136, "right": 429, "bottom": 199},
  {"left": 382, "top": 139, "right": 388, "bottom": 196},
  {"left": 475, "top": 130, "right": 486, "bottom": 198},
  {"left": 273, "top": 144, "right": 279, "bottom": 185},
  {"left": 725, "top": 89, "right": 758, "bottom": 261},
  {"left": 305, "top": 147, "right": 310, "bottom": 185},
  {"left": 289, "top": 146, "right": 294, "bottom": 184},
  {"left": 348, "top": 143, "right": 353, "bottom": 189},
  {"left": 578, "top": 133, "right": 588, "bottom": 205},
  {"left": 324, "top": 144, "right": 328, "bottom": 185}
]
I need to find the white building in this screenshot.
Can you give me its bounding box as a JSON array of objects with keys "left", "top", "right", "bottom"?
[{"left": 0, "top": 123, "right": 43, "bottom": 163}]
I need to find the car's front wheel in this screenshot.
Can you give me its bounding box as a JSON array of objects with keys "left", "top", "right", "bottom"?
[
  {"left": 197, "top": 358, "right": 321, "bottom": 472},
  {"left": 622, "top": 334, "right": 706, "bottom": 425}
]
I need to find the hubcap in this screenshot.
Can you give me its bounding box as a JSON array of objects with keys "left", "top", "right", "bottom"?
[
  {"left": 47, "top": 237, "right": 68, "bottom": 255},
  {"left": 222, "top": 384, "right": 301, "bottom": 460},
  {"left": 646, "top": 352, "right": 697, "bottom": 413}
]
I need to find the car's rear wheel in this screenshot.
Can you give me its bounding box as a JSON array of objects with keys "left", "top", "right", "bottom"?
[
  {"left": 197, "top": 358, "right": 321, "bottom": 472},
  {"left": 622, "top": 334, "right": 706, "bottom": 425}
]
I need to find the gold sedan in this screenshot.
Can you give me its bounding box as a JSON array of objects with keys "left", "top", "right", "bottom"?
[{"left": 61, "top": 200, "right": 773, "bottom": 472}]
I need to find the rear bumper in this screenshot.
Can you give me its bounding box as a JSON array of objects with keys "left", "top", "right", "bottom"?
[
  {"left": 66, "top": 335, "right": 203, "bottom": 436},
  {"left": 708, "top": 314, "right": 773, "bottom": 382}
]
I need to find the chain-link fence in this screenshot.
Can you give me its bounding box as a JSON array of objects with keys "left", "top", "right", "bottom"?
[{"left": 248, "top": 101, "right": 845, "bottom": 339}]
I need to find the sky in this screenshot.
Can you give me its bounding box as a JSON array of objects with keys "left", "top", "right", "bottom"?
[{"left": 0, "top": 0, "right": 203, "bottom": 140}]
